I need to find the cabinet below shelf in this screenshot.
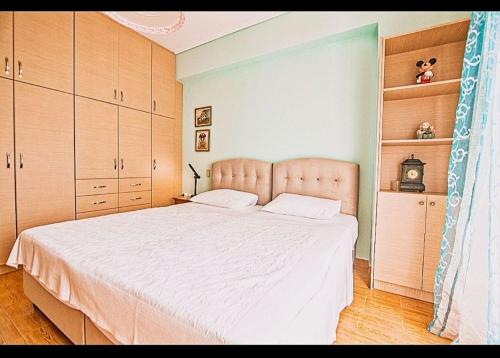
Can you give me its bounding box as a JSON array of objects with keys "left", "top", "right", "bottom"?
[{"left": 381, "top": 138, "right": 453, "bottom": 146}]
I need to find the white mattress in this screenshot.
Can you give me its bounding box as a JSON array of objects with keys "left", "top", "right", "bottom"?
[{"left": 7, "top": 203, "right": 358, "bottom": 344}]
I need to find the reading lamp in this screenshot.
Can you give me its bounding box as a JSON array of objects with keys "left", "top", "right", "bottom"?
[{"left": 188, "top": 163, "right": 201, "bottom": 196}]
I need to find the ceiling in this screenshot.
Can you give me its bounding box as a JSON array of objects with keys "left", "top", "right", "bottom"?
[{"left": 103, "top": 11, "right": 285, "bottom": 54}]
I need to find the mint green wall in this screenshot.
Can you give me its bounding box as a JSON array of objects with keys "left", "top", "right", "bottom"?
[{"left": 181, "top": 25, "right": 378, "bottom": 259}]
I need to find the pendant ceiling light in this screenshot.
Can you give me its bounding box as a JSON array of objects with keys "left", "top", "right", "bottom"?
[{"left": 104, "top": 11, "right": 185, "bottom": 35}]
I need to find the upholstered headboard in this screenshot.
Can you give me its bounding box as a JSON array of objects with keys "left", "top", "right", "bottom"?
[
  {"left": 272, "top": 158, "right": 360, "bottom": 216},
  {"left": 211, "top": 158, "right": 273, "bottom": 205}
]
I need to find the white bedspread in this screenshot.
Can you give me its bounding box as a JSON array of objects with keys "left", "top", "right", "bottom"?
[{"left": 7, "top": 203, "right": 358, "bottom": 344}]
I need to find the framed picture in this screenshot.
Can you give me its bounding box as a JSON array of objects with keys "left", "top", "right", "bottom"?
[
  {"left": 194, "top": 106, "right": 212, "bottom": 127},
  {"left": 195, "top": 129, "right": 210, "bottom": 152}
]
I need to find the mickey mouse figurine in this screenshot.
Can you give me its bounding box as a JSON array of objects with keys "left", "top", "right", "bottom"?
[{"left": 416, "top": 58, "right": 437, "bottom": 84}]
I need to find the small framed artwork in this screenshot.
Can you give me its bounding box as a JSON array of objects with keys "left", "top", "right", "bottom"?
[
  {"left": 194, "top": 106, "right": 212, "bottom": 127},
  {"left": 195, "top": 129, "right": 210, "bottom": 152}
]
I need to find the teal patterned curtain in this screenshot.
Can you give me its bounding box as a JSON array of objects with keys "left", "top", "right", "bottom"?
[{"left": 429, "top": 11, "right": 500, "bottom": 344}]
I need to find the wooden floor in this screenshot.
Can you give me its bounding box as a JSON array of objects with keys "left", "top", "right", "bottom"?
[{"left": 0, "top": 260, "right": 450, "bottom": 345}]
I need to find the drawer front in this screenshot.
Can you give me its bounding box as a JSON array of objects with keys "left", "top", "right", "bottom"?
[
  {"left": 76, "top": 194, "right": 119, "bottom": 213},
  {"left": 76, "top": 208, "right": 118, "bottom": 220},
  {"left": 76, "top": 179, "right": 118, "bottom": 196},
  {"left": 119, "top": 190, "right": 151, "bottom": 208},
  {"left": 119, "top": 178, "right": 151, "bottom": 193},
  {"left": 118, "top": 203, "right": 151, "bottom": 213}
]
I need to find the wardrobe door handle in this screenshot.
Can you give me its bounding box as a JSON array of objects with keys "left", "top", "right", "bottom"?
[
  {"left": 4, "top": 57, "right": 10, "bottom": 75},
  {"left": 19, "top": 153, "right": 23, "bottom": 169},
  {"left": 114, "top": 158, "right": 117, "bottom": 170},
  {"left": 153, "top": 159, "right": 156, "bottom": 170},
  {"left": 18, "top": 61, "right": 23, "bottom": 79},
  {"left": 114, "top": 89, "right": 117, "bottom": 100},
  {"left": 419, "top": 201, "right": 425, "bottom": 206},
  {"left": 153, "top": 100, "right": 156, "bottom": 112},
  {"left": 120, "top": 91, "right": 123, "bottom": 102},
  {"left": 6, "top": 153, "right": 11, "bottom": 168},
  {"left": 121, "top": 158, "right": 124, "bottom": 170}
]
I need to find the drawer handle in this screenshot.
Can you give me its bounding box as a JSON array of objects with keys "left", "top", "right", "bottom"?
[
  {"left": 130, "top": 183, "right": 142, "bottom": 187},
  {"left": 92, "top": 185, "right": 107, "bottom": 189},
  {"left": 4, "top": 57, "right": 9, "bottom": 75},
  {"left": 429, "top": 201, "right": 436, "bottom": 207},
  {"left": 419, "top": 201, "right": 425, "bottom": 206},
  {"left": 93, "top": 200, "right": 107, "bottom": 205},
  {"left": 130, "top": 197, "right": 142, "bottom": 201}
]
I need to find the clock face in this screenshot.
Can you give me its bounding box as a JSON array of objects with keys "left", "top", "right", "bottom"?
[{"left": 407, "top": 169, "right": 419, "bottom": 179}]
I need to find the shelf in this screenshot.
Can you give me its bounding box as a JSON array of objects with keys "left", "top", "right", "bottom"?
[
  {"left": 381, "top": 138, "right": 453, "bottom": 147},
  {"left": 383, "top": 79, "right": 461, "bottom": 101},
  {"left": 379, "top": 190, "right": 447, "bottom": 197}
]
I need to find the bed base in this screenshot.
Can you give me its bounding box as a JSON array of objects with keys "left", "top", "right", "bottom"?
[{"left": 23, "top": 270, "right": 114, "bottom": 345}]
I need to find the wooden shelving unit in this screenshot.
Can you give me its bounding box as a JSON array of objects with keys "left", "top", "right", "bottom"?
[{"left": 371, "top": 18, "right": 470, "bottom": 302}]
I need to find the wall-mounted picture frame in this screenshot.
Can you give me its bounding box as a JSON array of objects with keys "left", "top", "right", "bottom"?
[
  {"left": 195, "top": 129, "right": 210, "bottom": 152},
  {"left": 194, "top": 106, "right": 212, "bottom": 127}
]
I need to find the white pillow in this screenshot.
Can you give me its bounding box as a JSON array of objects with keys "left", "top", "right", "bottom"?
[
  {"left": 261, "top": 193, "right": 341, "bottom": 219},
  {"left": 190, "top": 189, "right": 258, "bottom": 209}
]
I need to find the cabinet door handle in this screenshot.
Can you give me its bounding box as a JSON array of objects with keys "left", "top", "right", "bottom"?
[
  {"left": 153, "top": 159, "right": 156, "bottom": 170},
  {"left": 6, "top": 153, "right": 11, "bottom": 169},
  {"left": 19, "top": 153, "right": 23, "bottom": 169},
  {"left": 114, "top": 89, "right": 117, "bottom": 100},
  {"left": 419, "top": 201, "right": 425, "bottom": 206},
  {"left": 92, "top": 185, "right": 107, "bottom": 189},
  {"left": 114, "top": 158, "right": 117, "bottom": 170},
  {"left": 130, "top": 197, "right": 142, "bottom": 201},
  {"left": 92, "top": 200, "right": 107, "bottom": 205},
  {"left": 120, "top": 91, "right": 123, "bottom": 102},
  {"left": 429, "top": 201, "right": 436, "bottom": 207},
  {"left": 4, "top": 57, "right": 10, "bottom": 75},
  {"left": 18, "top": 61, "right": 23, "bottom": 79},
  {"left": 121, "top": 158, "right": 124, "bottom": 170},
  {"left": 153, "top": 100, "right": 156, "bottom": 112}
]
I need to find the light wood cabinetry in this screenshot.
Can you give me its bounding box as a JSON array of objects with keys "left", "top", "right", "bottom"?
[
  {"left": 119, "top": 191, "right": 151, "bottom": 208},
  {"left": 174, "top": 82, "right": 183, "bottom": 197},
  {"left": 76, "top": 179, "right": 118, "bottom": 197},
  {"left": 14, "top": 12, "right": 73, "bottom": 93},
  {"left": 119, "top": 178, "right": 151, "bottom": 193},
  {"left": 152, "top": 43, "right": 175, "bottom": 118},
  {"left": 0, "top": 12, "right": 13, "bottom": 80},
  {"left": 75, "top": 97, "right": 119, "bottom": 179},
  {"left": 75, "top": 12, "right": 119, "bottom": 104},
  {"left": 422, "top": 195, "right": 446, "bottom": 292},
  {"left": 372, "top": 19, "right": 469, "bottom": 301},
  {"left": 0, "top": 78, "right": 16, "bottom": 264},
  {"left": 152, "top": 115, "right": 175, "bottom": 207},
  {"left": 76, "top": 193, "right": 119, "bottom": 213},
  {"left": 77, "top": 209, "right": 118, "bottom": 220},
  {"left": 118, "top": 26, "right": 151, "bottom": 112},
  {"left": 119, "top": 107, "right": 151, "bottom": 178},
  {"left": 14, "top": 82, "right": 75, "bottom": 233}
]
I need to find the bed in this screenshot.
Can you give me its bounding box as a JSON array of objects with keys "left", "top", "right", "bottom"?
[{"left": 7, "top": 157, "right": 359, "bottom": 344}]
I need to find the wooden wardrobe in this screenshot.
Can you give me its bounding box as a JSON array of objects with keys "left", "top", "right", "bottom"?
[
  {"left": 371, "top": 19, "right": 469, "bottom": 302},
  {"left": 0, "top": 11, "right": 183, "bottom": 268}
]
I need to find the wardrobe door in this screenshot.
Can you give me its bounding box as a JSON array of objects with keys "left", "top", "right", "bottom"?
[
  {"left": 152, "top": 43, "right": 175, "bottom": 118},
  {"left": 75, "top": 12, "right": 119, "bottom": 103},
  {"left": 118, "top": 27, "right": 151, "bottom": 112},
  {"left": 422, "top": 195, "right": 447, "bottom": 292},
  {"left": 152, "top": 115, "right": 175, "bottom": 207},
  {"left": 14, "top": 12, "right": 73, "bottom": 93},
  {"left": 15, "top": 82, "right": 74, "bottom": 233},
  {"left": 374, "top": 191, "right": 427, "bottom": 289},
  {"left": 0, "top": 12, "right": 13, "bottom": 80},
  {"left": 119, "top": 107, "right": 151, "bottom": 178},
  {"left": 76, "top": 97, "right": 119, "bottom": 179},
  {"left": 174, "top": 81, "right": 183, "bottom": 196},
  {"left": 0, "top": 78, "right": 15, "bottom": 264}
]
